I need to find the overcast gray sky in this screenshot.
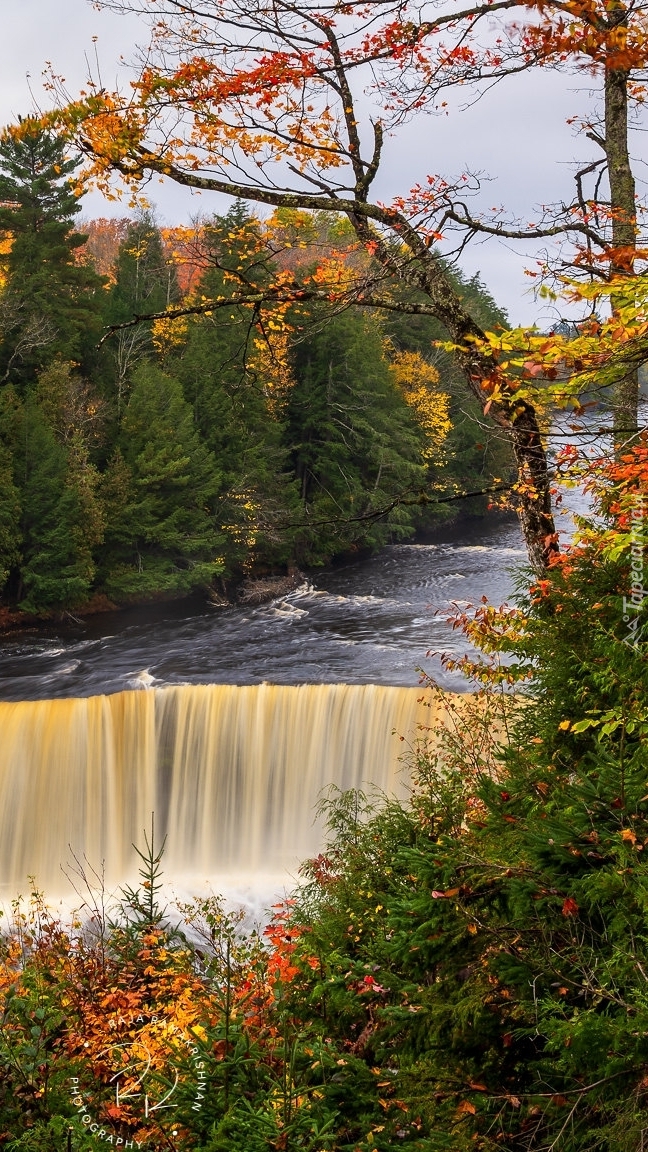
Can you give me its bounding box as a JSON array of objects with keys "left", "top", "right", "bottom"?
[{"left": 2, "top": 0, "right": 605, "bottom": 326}]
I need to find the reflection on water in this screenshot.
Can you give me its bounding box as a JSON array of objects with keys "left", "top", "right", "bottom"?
[{"left": 0, "top": 514, "right": 530, "bottom": 701}]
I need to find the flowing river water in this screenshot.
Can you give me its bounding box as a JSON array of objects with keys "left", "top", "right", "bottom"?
[
  {"left": 0, "top": 514, "right": 528, "bottom": 702},
  {"left": 0, "top": 502, "right": 582, "bottom": 906}
]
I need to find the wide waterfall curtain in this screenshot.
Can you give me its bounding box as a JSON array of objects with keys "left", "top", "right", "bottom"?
[{"left": 0, "top": 684, "right": 442, "bottom": 893}]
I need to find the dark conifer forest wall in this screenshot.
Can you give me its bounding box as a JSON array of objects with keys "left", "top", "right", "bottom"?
[{"left": 0, "top": 123, "right": 513, "bottom": 615}]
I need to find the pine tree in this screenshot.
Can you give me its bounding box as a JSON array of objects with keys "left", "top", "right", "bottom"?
[
  {"left": 106, "top": 209, "right": 179, "bottom": 324},
  {"left": 170, "top": 205, "right": 300, "bottom": 571},
  {"left": 100, "top": 362, "right": 225, "bottom": 599},
  {"left": 0, "top": 441, "right": 20, "bottom": 589},
  {"left": 103, "top": 210, "right": 180, "bottom": 408},
  {"left": 17, "top": 406, "right": 104, "bottom": 612},
  {"left": 0, "top": 387, "right": 23, "bottom": 602},
  {"left": 286, "top": 308, "right": 427, "bottom": 561},
  {"left": 0, "top": 118, "right": 104, "bottom": 383}
]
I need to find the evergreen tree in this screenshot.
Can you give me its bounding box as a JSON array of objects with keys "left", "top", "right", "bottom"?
[
  {"left": 286, "top": 308, "right": 428, "bottom": 561},
  {"left": 106, "top": 209, "right": 179, "bottom": 324},
  {"left": 0, "top": 118, "right": 104, "bottom": 383},
  {"left": 170, "top": 205, "right": 300, "bottom": 571},
  {"left": 99, "top": 362, "right": 225, "bottom": 600},
  {"left": 0, "top": 386, "right": 23, "bottom": 601},
  {"left": 0, "top": 441, "right": 21, "bottom": 589},
  {"left": 0, "top": 365, "right": 105, "bottom": 613},
  {"left": 383, "top": 267, "right": 515, "bottom": 518},
  {"left": 16, "top": 405, "right": 104, "bottom": 612},
  {"left": 103, "top": 210, "right": 181, "bottom": 409}
]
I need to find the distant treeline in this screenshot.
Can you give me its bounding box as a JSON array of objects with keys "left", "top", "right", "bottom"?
[{"left": 0, "top": 124, "right": 512, "bottom": 615}]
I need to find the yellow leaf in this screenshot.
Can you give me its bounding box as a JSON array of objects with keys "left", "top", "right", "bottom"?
[{"left": 621, "top": 828, "right": 638, "bottom": 844}]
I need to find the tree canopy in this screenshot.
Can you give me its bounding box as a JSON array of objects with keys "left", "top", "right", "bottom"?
[
  {"left": 0, "top": 119, "right": 104, "bottom": 383},
  {"left": 39, "top": 0, "right": 648, "bottom": 568},
  {"left": 0, "top": 133, "right": 512, "bottom": 616}
]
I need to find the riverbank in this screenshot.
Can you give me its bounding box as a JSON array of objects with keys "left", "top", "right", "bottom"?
[
  {"left": 0, "top": 507, "right": 514, "bottom": 639},
  {"left": 0, "top": 572, "right": 309, "bottom": 637}
]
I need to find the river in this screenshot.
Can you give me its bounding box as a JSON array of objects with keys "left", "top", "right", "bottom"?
[
  {"left": 0, "top": 513, "right": 535, "bottom": 702},
  {"left": 0, "top": 494, "right": 589, "bottom": 903}
]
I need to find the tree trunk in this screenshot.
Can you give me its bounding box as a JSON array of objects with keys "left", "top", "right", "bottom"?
[
  {"left": 416, "top": 251, "right": 558, "bottom": 574},
  {"left": 345, "top": 212, "right": 558, "bottom": 573},
  {"left": 605, "top": 63, "right": 639, "bottom": 440}
]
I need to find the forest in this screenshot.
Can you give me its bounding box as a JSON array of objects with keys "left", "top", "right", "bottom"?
[
  {"left": 2, "top": 0, "right": 648, "bottom": 1141},
  {"left": 1, "top": 440, "right": 648, "bottom": 1152},
  {"left": 0, "top": 123, "right": 512, "bottom": 618}
]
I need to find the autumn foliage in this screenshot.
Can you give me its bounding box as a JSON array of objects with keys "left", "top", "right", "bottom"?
[
  {"left": 40, "top": 0, "right": 648, "bottom": 570},
  {"left": 0, "top": 442, "right": 646, "bottom": 1150},
  {"left": 1, "top": 124, "right": 512, "bottom": 616}
]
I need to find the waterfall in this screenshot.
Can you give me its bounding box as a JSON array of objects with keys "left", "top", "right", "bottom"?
[{"left": 0, "top": 683, "right": 445, "bottom": 896}]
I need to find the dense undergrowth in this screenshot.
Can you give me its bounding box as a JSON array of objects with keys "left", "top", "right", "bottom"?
[{"left": 0, "top": 446, "right": 647, "bottom": 1151}]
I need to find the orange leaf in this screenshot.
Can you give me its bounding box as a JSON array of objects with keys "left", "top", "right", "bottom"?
[{"left": 456, "top": 1100, "right": 477, "bottom": 1115}]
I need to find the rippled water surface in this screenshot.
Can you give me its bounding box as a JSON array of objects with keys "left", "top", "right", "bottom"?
[{"left": 0, "top": 511, "right": 543, "bottom": 700}]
